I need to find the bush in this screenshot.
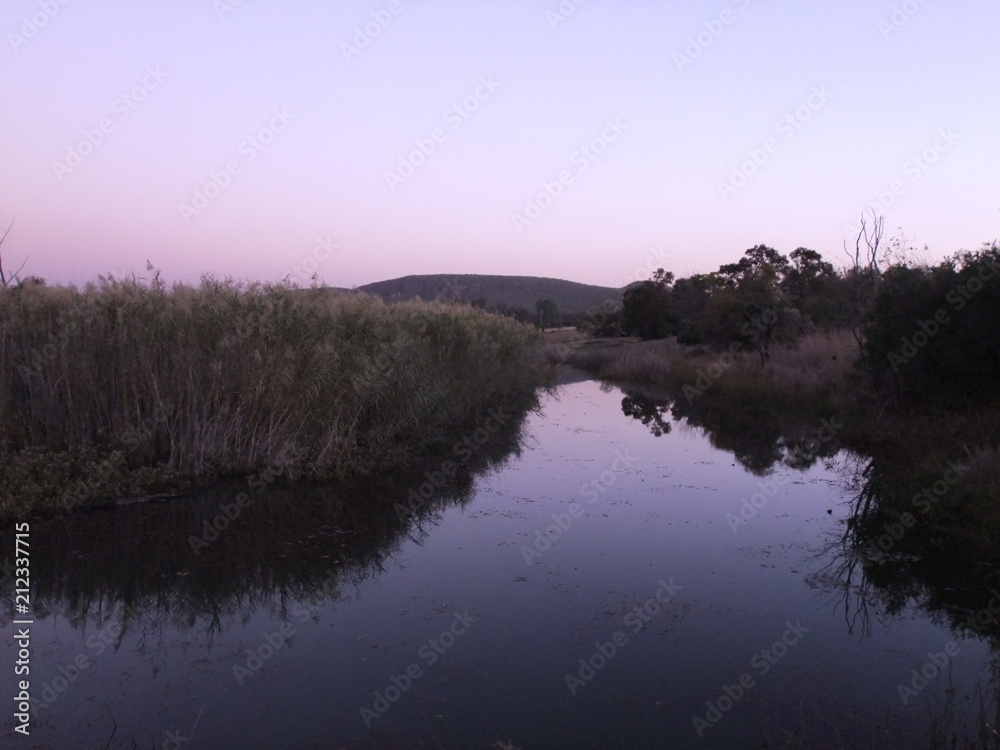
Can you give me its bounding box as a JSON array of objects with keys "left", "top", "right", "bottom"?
[{"left": 864, "top": 243, "right": 1000, "bottom": 406}]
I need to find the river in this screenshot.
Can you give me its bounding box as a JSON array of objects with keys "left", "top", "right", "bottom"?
[{"left": 2, "top": 371, "right": 996, "bottom": 749}]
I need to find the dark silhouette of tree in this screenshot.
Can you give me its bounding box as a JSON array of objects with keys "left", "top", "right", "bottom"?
[
  {"left": 864, "top": 242, "right": 1000, "bottom": 407},
  {"left": 535, "top": 298, "right": 558, "bottom": 328},
  {"left": 621, "top": 269, "right": 674, "bottom": 339},
  {"left": 783, "top": 247, "right": 843, "bottom": 329}
]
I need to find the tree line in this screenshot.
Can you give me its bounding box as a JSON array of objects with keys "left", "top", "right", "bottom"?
[{"left": 615, "top": 227, "right": 1000, "bottom": 408}]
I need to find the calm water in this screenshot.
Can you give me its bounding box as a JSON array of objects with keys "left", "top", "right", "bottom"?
[{"left": 2, "top": 372, "right": 996, "bottom": 749}]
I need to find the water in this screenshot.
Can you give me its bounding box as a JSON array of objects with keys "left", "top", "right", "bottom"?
[{"left": 2, "top": 372, "right": 996, "bottom": 749}]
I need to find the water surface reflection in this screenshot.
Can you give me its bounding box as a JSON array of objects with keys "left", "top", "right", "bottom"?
[{"left": 1, "top": 375, "right": 997, "bottom": 749}]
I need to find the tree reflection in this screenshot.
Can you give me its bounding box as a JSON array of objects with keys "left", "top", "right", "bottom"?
[
  {"left": 614, "top": 385, "right": 838, "bottom": 475},
  {"left": 0, "top": 396, "right": 538, "bottom": 638},
  {"left": 806, "top": 447, "right": 1000, "bottom": 746},
  {"left": 614, "top": 378, "right": 1000, "bottom": 743},
  {"left": 621, "top": 393, "right": 671, "bottom": 436}
]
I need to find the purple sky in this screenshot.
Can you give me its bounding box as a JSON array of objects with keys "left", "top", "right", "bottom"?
[{"left": 2, "top": 0, "right": 998, "bottom": 289}]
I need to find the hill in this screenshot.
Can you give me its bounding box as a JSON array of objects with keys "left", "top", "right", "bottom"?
[{"left": 356, "top": 274, "right": 623, "bottom": 314}]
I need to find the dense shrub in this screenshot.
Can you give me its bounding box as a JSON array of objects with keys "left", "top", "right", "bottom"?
[{"left": 864, "top": 243, "right": 1000, "bottom": 406}]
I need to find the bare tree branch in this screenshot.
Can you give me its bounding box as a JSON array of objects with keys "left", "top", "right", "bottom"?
[
  {"left": 0, "top": 220, "right": 28, "bottom": 287},
  {"left": 0, "top": 219, "right": 14, "bottom": 287},
  {"left": 844, "top": 210, "right": 885, "bottom": 357}
]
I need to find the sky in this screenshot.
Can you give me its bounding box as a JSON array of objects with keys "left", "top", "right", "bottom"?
[{"left": 2, "top": 0, "right": 998, "bottom": 290}]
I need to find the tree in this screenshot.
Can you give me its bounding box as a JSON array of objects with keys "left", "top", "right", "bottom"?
[
  {"left": 621, "top": 269, "right": 674, "bottom": 339},
  {"left": 717, "top": 244, "right": 789, "bottom": 288},
  {"left": 535, "top": 298, "right": 558, "bottom": 329},
  {"left": 714, "top": 245, "right": 792, "bottom": 364},
  {"left": 492, "top": 302, "right": 533, "bottom": 323},
  {"left": 672, "top": 274, "right": 717, "bottom": 344},
  {"left": 783, "top": 247, "right": 841, "bottom": 327},
  {"left": 863, "top": 242, "right": 1000, "bottom": 407},
  {"left": 786, "top": 248, "right": 834, "bottom": 297}
]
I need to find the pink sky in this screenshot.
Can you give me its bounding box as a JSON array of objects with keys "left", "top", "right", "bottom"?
[{"left": 2, "top": 0, "right": 997, "bottom": 289}]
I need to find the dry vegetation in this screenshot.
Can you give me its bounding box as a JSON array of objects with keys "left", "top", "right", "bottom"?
[
  {"left": 559, "top": 329, "right": 865, "bottom": 411},
  {"left": 0, "top": 275, "right": 546, "bottom": 516}
]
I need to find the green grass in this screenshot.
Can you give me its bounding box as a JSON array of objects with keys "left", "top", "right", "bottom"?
[{"left": 0, "top": 275, "right": 546, "bottom": 517}]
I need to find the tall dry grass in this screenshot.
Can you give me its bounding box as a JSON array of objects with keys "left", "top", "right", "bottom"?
[
  {"left": 567, "top": 330, "right": 866, "bottom": 410},
  {"left": 0, "top": 275, "right": 544, "bottom": 514}
]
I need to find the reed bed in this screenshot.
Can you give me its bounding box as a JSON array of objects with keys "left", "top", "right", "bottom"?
[{"left": 0, "top": 276, "right": 544, "bottom": 515}]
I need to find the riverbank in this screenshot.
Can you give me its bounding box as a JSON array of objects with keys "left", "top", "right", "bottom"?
[
  {"left": 0, "top": 278, "right": 549, "bottom": 519},
  {"left": 555, "top": 328, "right": 1000, "bottom": 560}
]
